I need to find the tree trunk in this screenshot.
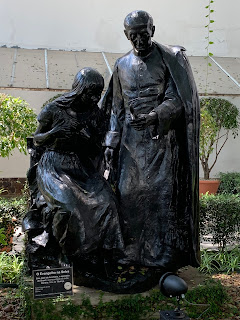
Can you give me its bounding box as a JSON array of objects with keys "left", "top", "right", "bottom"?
[
  {"left": 203, "top": 169, "right": 210, "bottom": 180},
  {"left": 201, "top": 160, "right": 210, "bottom": 179}
]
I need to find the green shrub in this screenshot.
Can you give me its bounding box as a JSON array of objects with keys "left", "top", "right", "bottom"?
[
  {"left": 200, "top": 193, "right": 240, "bottom": 249},
  {"left": 0, "top": 197, "right": 27, "bottom": 224},
  {"left": 0, "top": 227, "right": 7, "bottom": 246},
  {"left": 0, "top": 251, "right": 24, "bottom": 283},
  {"left": 0, "top": 93, "right": 37, "bottom": 157},
  {"left": 218, "top": 171, "right": 240, "bottom": 194},
  {"left": 0, "top": 197, "right": 28, "bottom": 249}
]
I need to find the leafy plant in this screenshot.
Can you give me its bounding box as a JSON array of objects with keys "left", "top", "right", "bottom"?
[
  {"left": 0, "top": 197, "right": 27, "bottom": 222},
  {"left": 0, "top": 188, "right": 6, "bottom": 194},
  {"left": 199, "top": 249, "right": 220, "bottom": 274},
  {"left": 0, "top": 252, "right": 24, "bottom": 283},
  {"left": 200, "top": 193, "right": 240, "bottom": 249},
  {"left": 0, "top": 227, "right": 7, "bottom": 246},
  {"left": 204, "top": 0, "right": 215, "bottom": 63},
  {"left": 199, "top": 247, "right": 240, "bottom": 274},
  {"left": 204, "top": 0, "right": 215, "bottom": 93},
  {"left": 0, "top": 93, "right": 37, "bottom": 157},
  {"left": 200, "top": 98, "right": 239, "bottom": 179},
  {"left": 218, "top": 171, "right": 240, "bottom": 194},
  {"left": 0, "top": 196, "right": 28, "bottom": 250},
  {"left": 215, "top": 246, "right": 240, "bottom": 274}
]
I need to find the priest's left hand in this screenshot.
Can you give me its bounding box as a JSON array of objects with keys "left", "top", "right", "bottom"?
[{"left": 130, "top": 111, "right": 158, "bottom": 130}]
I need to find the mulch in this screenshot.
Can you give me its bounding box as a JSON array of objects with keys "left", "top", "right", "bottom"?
[
  {"left": 213, "top": 273, "right": 240, "bottom": 320},
  {"left": 0, "top": 287, "right": 23, "bottom": 320}
]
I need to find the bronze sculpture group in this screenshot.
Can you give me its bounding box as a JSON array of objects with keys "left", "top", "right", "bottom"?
[{"left": 23, "top": 10, "right": 200, "bottom": 293}]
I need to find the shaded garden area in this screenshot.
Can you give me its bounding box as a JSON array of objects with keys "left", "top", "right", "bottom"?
[{"left": 0, "top": 173, "right": 240, "bottom": 319}]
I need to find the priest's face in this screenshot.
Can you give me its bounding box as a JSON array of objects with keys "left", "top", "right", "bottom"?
[{"left": 124, "top": 23, "right": 155, "bottom": 54}]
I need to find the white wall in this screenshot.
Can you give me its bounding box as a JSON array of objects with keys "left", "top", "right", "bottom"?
[
  {"left": 0, "top": 0, "right": 239, "bottom": 178},
  {"left": 0, "top": 0, "right": 239, "bottom": 57}
]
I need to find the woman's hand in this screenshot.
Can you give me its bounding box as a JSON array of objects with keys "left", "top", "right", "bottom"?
[
  {"left": 52, "top": 119, "right": 79, "bottom": 138},
  {"left": 34, "top": 118, "right": 81, "bottom": 146}
]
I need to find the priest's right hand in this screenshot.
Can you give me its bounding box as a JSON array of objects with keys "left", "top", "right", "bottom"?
[{"left": 104, "top": 147, "right": 114, "bottom": 166}]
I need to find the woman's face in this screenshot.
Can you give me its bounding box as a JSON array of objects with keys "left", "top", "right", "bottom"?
[{"left": 80, "top": 86, "right": 103, "bottom": 107}]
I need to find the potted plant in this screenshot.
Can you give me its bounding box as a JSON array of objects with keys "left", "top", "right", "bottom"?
[{"left": 199, "top": 97, "right": 239, "bottom": 195}]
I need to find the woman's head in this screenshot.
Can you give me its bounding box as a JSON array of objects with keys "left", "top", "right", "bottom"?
[
  {"left": 72, "top": 68, "right": 104, "bottom": 92},
  {"left": 72, "top": 68, "right": 104, "bottom": 106},
  {"left": 53, "top": 67, "right": 104, "bottom": 108}
]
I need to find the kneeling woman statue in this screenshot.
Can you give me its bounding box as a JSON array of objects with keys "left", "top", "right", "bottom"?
[{"left": 33, "top": 68, "right": 124, "bottom": 266}]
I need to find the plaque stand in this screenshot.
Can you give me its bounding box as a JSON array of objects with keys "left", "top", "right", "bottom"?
[{"left": 160, "top": 309, "right": 190, "bottom": 320}]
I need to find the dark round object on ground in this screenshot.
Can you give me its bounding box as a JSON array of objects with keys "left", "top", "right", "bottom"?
[{"left": 159, "top": 272, "right": 188, "bottom": 297}]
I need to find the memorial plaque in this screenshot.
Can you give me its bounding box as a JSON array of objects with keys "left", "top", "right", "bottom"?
[{"left": 33, "top": 267, "right": 73, "bottom": 299}]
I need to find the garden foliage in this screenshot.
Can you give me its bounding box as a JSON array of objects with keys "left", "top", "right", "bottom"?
[
  {"left": 0, "top": 197, "right": 27, "bottom": 250},
  {"left": 200, "top": 193, "right": 240, "bottom": 249},
  {"left": 0, "top": 251, "right": 24, "bottom": 283},
  {"left": 218, "top": 171, "right": 240, "bottom": 194},
  {"left": 25, "top": 280, "right": 228, "bottom": 320},
  {"left": 0, "top": 227, "right": 7, "bottom": 246},
  {"left": 200, "top": 246, "right": 240, "bottom": 274},
  {"left": 0, "top": 93, "right": 37, "bottom": 157},
  {"left": 200, "top": 97, "right": 239, "bottom": 179}
]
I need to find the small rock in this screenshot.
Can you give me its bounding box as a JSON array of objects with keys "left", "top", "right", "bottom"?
[{"left": 3, "top": 305, "right": 13, "bottom": 313}]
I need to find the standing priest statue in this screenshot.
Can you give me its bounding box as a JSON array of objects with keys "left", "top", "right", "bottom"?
[{"left": 104, "top": 10, "right": 200, "bottom": 273}]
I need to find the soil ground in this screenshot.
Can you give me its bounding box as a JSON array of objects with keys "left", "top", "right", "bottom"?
[
  {"left": 179, "top": 267, "right": 240, "bottom": 320},
  {"left": 213, "top": 273, "right": 240, "bottom": 320}
]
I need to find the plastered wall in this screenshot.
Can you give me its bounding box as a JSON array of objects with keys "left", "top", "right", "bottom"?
[{"left": 0, "top": 0, "right": 239, "bottom": 57}]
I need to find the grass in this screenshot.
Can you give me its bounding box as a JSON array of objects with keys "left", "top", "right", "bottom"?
[{"left": 22, "top": 279, "right": 231, "bottom": 320}]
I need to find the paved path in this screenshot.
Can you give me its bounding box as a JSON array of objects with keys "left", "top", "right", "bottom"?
[{"left": 11, "top": 226, "right": 24, "bottom": 254}]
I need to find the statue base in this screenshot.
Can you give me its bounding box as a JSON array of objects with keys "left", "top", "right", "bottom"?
[{"left": 73, "top": 264, "right": 163, "bottom": 294}]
